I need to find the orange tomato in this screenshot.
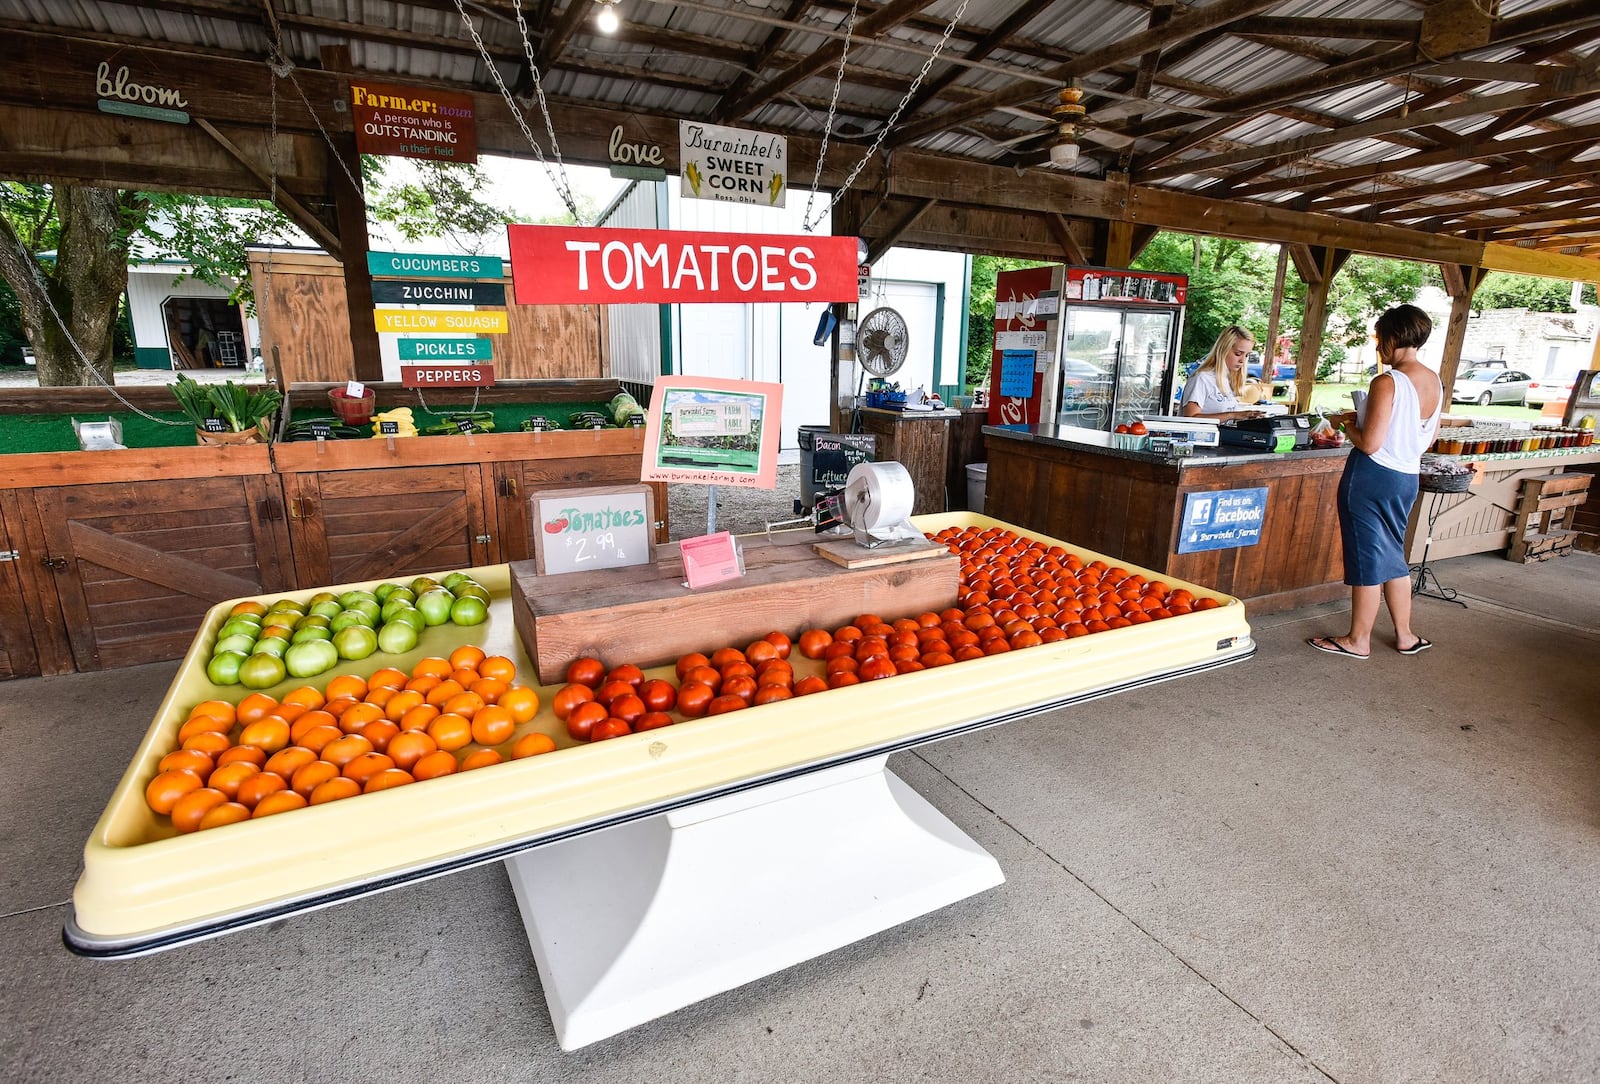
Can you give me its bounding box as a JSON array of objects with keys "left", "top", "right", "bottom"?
[
  {"left": 470, "top": 705, "right": 516, "bottom": 747},
  {"left": 424, "top": 680, "right": 466, "bottom": 709},
  {"left": 264, "top": 745, "right": 317, "bottom": 779},
  {"left": 398, "top": 703, "right": 441, "bottom": 733},
  {"left": 297, "top": 724, "right": 343, "bottom": 755},
  {"left": 281, "top": 685, "right": 325, "bottom": 712},
  {"left": 427, "top": 713, "right": 472, "bottom": 752},
  {"left": 235, "top": 771, "right": 289, "bottom": 809},
  {"left": 183, "top": 729, "right": 233, "bottom": 754},
  {"left": 238, "top": 716, "right": 291, "bottom": 754},
  {"left": 290, "top": 760, "right": 340, "bottom": 797},
  {"left": 215, "top": 744, "right": 266, "bottom": 769},
  {"left": 197, "top": 802, "right": 252, "bottom": 830},
  {"left": 235, "top": 692, "right": 279, "bottom": 726},
  {"left": 410, "top": 656, "right": 453, "bottom": 680},
  {"left": 744, "top": 639, "right": 779, "bottom": 666},
  {"left": 499, "top": 686, "right": 540, "bottom": 724},
  {"left": 160, "top": 749, "right": 216, "bottom": 776},
  {"left": 469, "top": 678, "right": 507, "bottom": 705},
  {"left": 170, "top": 787, "right": 229, "bottom": 833},
  {"left": 321, "top": 734, "right": 374, "bottom": 768},
  {"left": 460, "top": 748, "right": 504, "bottom": 771},
  {"left": 449, "top": 644, "right": 487, "bottom": 672},
  {"left": 338, "top": 702, "right": 385, "bottom": 735},
  {"left": 510, "top": 732, "right": 557, "bottom": 759},
  {"left": 177, "top": 714, "right": 231, "bottom": 744},
  {"left": 762, "top": 631, "right": 793, "bottom": 659},
  {"left": 386, "top": 731, "right": 439, "bottom": 772},
  {"left": 383, "top": 689, "right": 426, "bottom": 722},
  {"left": 309, "top": 777, "right": 362, "bottom": 805},
  {"left": 479, "top": 655, "right": 517, "bottom": 683},
  {"left": 324, "top": 673, "right": 368, "bottom": 702},
  {"left": 411, "top": 750, "right": 458, "bottom": 780},
  {"left": 252, "top": 790, "right": 309, "bottom": 817},
  {"left": 342, "top": 752, "right": 396, "bottom": 786},
  {"left": 206, "top": 761, "right": 260, "bottom": 800},
  {"left": 364, "top": 768, "right": 415, "bottom": 793}
]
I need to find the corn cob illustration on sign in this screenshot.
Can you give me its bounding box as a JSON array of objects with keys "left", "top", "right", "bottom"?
[{"left": 679, "top": 120, "right": 787, "bottom": 208}]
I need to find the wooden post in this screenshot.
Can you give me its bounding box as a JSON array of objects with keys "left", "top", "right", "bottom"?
[
  {"left": 1292, "top": 246, "right": 1347, "bottom": 410},
  {"left": 320, "top": 45, "right": 383, "bottom": 384},
  {"left": 831, "top": 191, "right": 865, "bottom": 433},
  {"left": 1438, "top": 263, "right": 1487, "bottom": 403},
  {"left": 1103, "top": 221, "right": 1135, "bottom": 269},
  {"left": 1264, "top": 244, "right": 1288, "bottom": 372}
]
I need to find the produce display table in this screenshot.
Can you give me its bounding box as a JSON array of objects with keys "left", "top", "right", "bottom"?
[
  {"left": 1402, "top": 448, "right": 1600, "bottom": 562},
  {"left": 67, "top": 512, "right": 1255, "bottom": 1049}
]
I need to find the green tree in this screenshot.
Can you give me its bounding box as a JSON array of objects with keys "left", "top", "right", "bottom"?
[
  {"left": 1473, "top": 271, "right": 1596, "bottom": 312},
  {"left": 0, "top": 182, "right": 148, "bottom": 385},
  {"left": 964, "top": 255, "right": 1050, "bottom": 386},
  {"left": 1133, "top": 234, "right": 1276, "bottom": 363}
]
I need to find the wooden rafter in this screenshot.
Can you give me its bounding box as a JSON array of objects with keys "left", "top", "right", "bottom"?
[{"left": 711, "top": 0, "right": 815, "bottom": 123}]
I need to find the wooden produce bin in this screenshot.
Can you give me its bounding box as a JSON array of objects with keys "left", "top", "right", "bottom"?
[
  {"left": 0, "top": 380, "right": 661, "bottom": 679},
  {"left": 1403, "top": 448, "right": 1600, "bottom": 562}
]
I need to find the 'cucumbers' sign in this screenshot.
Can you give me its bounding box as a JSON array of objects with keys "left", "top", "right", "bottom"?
[
  {"left": 398, "top": 338, "right": 493, "bottom": 361},
  {"left": 367, "top": 251, "right": 503, "bottom": 279},
  {"left": 1178, "top": 487, "right": 1268, "bottom": 554}
]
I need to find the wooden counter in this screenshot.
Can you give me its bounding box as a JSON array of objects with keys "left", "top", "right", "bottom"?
[
  {"left": 856, "top": 407, "right": 957, "bottom": 515},
  {"left": 984, "top": 424, "right": 1350, "bottom": 613}
]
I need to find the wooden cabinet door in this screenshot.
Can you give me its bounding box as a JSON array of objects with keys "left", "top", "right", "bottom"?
[
  {"left": 29, "top": 476, "right": 295, "bottom": 671},
  {"left": 282, "top": 465, "right": 499, "bottom": 586},
  {"left": 491, "top": 462, "right": 668, "bottom": 564},
  {"left": 0, "top": 491, "right": 43, "bottom": 679}
]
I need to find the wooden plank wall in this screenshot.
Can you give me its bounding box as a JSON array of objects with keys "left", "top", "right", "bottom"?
[{"left": 248, "top": 251, "right": 605, "bottom": 384}]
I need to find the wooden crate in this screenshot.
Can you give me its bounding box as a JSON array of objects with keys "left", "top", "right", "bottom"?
[
  {"left": 510, "top": 536, "right": 960, "bottom": 684},
  {"left": 1507, "top": 473, "right": 1592, "bottom": 563}
]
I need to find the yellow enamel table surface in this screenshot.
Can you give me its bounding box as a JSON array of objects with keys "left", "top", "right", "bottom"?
[{"left": 68, "top": 514, "right": 1254, "bottom": 956}]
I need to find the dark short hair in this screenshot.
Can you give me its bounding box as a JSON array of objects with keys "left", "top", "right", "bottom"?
[{"left": 1375, "top": 304, "right": 1432, "bottom": 350}]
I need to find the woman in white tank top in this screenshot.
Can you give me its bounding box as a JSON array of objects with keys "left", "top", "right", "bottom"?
[{"left": 1308, "top": 305, "right": 1442, "bottom": 660}]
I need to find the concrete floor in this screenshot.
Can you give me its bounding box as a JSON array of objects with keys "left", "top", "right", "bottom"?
[{"left": 2, "top": 551, "right": 1596, "bottom": 1083}]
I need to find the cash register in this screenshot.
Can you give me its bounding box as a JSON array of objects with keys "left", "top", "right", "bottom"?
[{"left": 1218, "top": 414, "right": 1313, "bottom": 452}]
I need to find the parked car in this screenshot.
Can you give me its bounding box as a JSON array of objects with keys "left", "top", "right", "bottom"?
[
  {"left": 1451, "top": 367, "right": 1533, "bottom": 406},
  {"left": 1525, "top": 373, "right": 1578, "bottom": 407},
  {"left": 1246, "top": 356, "right": 1296, "bottom": 382},
  {"left": 1058, "top": 357, "right": 1114, "bottom": 399}
]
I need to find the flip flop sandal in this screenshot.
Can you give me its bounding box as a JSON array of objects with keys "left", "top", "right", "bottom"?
[
  {"left": 1397, "top": 637, "right": 1433, "bottom": 655},
  {"left": 1306, "top": 636, "right": 1369, "bottom": 660}
]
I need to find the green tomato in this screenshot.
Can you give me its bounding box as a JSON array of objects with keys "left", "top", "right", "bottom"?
[
  {"left": 213, "top": 633, "right": 258, "bottom": 657},
  {"left": 415, "top": 589, "right": 455, "bottom": 627},
  {"left": 449, "top": 595, "right": 488, "bottom": 626},
  {"left": 308, "top": 599, "right": 343, "bottom": 620},
  {"left": 372, "top": 582, "right": 402, "bottom": 603},
  {"left": 250, "top": 636, "right": 289, "bottom": 659},
  {"left": 332, "top": 625, "right": 379, "bottom": 661},
  {"left": 284, "top": 638, "right": 340, "bottom": 678},
  {"left": 206, "top": 651, "right": 246, "bottom": 685},
  {"left": 385, "top": 606, "right": 426, "bottom": 633},
  {"left": 237, "top": 652, "right": 288, "bottom": 690},
  {"left": 330, "top": 609, "right": 374, "bottom": 632},
  {"left": 290, "top": 625, "right": 332, "bottom": 644},
  {"left": 377, "top": 620, "right": 420, "bottom": 654}
]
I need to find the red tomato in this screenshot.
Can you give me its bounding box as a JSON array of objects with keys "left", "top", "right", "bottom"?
[
  {"left": 552, "top": 683, "right": 595, "bottom": 721},
  {"left": 762, "top": 632, "right": 792, "bottom": 659},
  {"left": 797, "top": 629, "right": 833, "bottom": 659},
  {"left": 635, "top": 711, "right": 674, "bottom": 731},
  {"left": 753, "top": 685, "right": 793, "bottom": 705},
  {"left": 793, "top": 676, "right": 829, "bottom": 696},
  {"left": 565, "top": 700, "right": 609, "bottom": 742},
  {"left": 858, "top": 656, "right": 897, "bottom": 681},
  {"left": 722, "top": 676, "right": 758, "bottom": 704},
  {"left": 605, "top": 664, "right": 644, "bottom": 689},
  {"left": 609, "top": 693, "right": 647, "bottom": 725},
  {"left": 675, "top": 652, "right": 711, "bottom": 681},
  {"left": 594, "top": 679, "right": 635, "bottom": 707},
  {"left": 565, "top": 657, "right": 606, "bottom": 688},
  {"left": 676, "top": 682, "right": 714, "bottom": 718},
  {"left": 706, "top": 694, "right": 747, "bottom": 715},
  {"left": 1129, "top": 421, "right": 1148, "bottom": 435},
  {"left": 590, "top": 718, "right": 632, "bottom": 742},
  {"left": 637, "top": 679, "right": 677, "bottom": 712}
]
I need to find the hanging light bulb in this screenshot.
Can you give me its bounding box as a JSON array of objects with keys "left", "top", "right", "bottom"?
[
  {"left": 1049, "top": 86, "right": 1086, "bottom": 168},
  {"left": 595, "top": 0, "right": 620, "bottom": 34}
]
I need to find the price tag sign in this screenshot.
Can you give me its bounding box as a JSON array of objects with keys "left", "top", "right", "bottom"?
[
  {"left": 378, "top": 419, "right": 400, "bottom": 436},
  {"left": 680, "top": 531, "right": 743, "bottom": 589},
  {"left": 201, "top": 418, "right": 228, "bottom": 433},
  {"left": 455, "top": 418, "right": 477, "bottom": 434},
  {"left": 531, "top": 485, "right": 656, "bottom": 576},
  {"left": 308, "top": 421, "right": 333, "bottom": 440},
  {"left": 346, "top": 380, "right": 366, "bottom": 400}
]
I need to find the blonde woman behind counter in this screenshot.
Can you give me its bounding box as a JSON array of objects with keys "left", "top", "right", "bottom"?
[{"left": 1181, "top": 325, "right": 1266, "bottom": 422}]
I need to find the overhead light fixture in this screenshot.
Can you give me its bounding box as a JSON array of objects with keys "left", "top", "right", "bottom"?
[
  {"left": 1050, "top": 86, "right": 1087, "bottom": 168},
  {"left": 595, "top": 0, "right": 620, "bottom": 35}
]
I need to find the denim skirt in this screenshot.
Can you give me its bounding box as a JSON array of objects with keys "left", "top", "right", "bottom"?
[{"left": 1337, "top": 449, "right": 1418, "bottom": 586}]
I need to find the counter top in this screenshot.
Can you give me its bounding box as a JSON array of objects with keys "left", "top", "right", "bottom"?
[
  {"left": 857, "top": 406, "right": 962, "bottom": 420},
  {"left": 983, "top": 422, "right": 1352, "bottom": 468}
]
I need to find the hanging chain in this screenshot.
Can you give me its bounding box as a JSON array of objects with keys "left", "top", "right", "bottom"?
[
  {"left": 451, "top": 0, "right": 582, "bottom": 222},
  {"left": 414, "top": 385, "right": 482, "bottom": 417},
  {"left": 801, "top": 0, "right": 862, "bottom": 233},
  {"left": 803, "top": 0, "right": 970, "bottom": 234}
]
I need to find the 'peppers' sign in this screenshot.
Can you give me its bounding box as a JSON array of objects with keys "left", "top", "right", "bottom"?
[{"left": 507, "top": 225, "right": 859, "bottom": 305}]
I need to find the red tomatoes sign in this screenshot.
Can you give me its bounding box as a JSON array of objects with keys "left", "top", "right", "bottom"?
[{"left": 507, "top": 225, "right": 859, "bottom": 305}]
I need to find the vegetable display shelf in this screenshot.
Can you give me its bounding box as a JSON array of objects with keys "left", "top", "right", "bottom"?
[
  {"left": 0, "top": 382, "right": 660, "bottom": 681},
  {"left": 67, "top": 513, "right": 1255, "bottom": 1049}
]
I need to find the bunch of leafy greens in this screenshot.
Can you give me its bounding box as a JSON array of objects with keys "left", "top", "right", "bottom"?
[{"left": 170, "top": 373, "right": 282, "bottom": 434}]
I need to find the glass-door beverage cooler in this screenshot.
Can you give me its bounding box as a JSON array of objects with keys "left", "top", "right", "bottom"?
[{"left": 987, "top": 265, "right": 1187, "bottom": 433}]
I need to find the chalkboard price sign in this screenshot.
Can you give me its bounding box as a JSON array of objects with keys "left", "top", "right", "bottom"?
[
  {"left": 811, "top": 433, "right": 876, "bottom": 490},
  {"left": 531, "top": 485, "right": 657, "bottom": 576}
]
